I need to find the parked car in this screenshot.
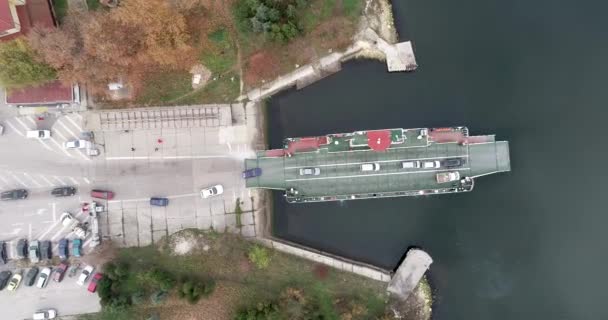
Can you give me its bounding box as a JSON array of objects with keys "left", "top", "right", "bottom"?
[
  {"left": 16, "top": 239, "right": 28, "bottom": 259},
  {"left": 25, "top": 267, "right": 39, "bottom": 286},
  {"left": 7, "top": 272, "right": 22, "bottom": 291},
  {"left": 60, "top": 212, "right": 86, "bottom": 238},
  {"left": 299, "top": 167, "right": 321, "bottom": 176},
  {"left": 33, "top": 309, "right": 57, "bottom": 320},
  {"left": 77, "top": 265, "right": 94, "bottom": 286},
  {"left": 88, "top": 273, "right": 103, "bottom": 293},
  {"left": 64, "top": 139, "right": 92, "bottom": 149},
  {"left": 0, "top": 241, "right": 7, "bottom": 264},
  {"left": 361, "top": 163, "right": 380, "bottom": 171},
  {"left": 422, "top": 160, "right": 441, "bottom": 169},
  {"left": 1, "top": 189, "right": 28, "bottom": 200},
  {"left": 436, "top": 171, "right": 461, "bottom": 183},
  {"left": 441, "top": 158, "right": 464, "bottom": 168},
  {"left": 242, "top": 168, "right": 262, "bottom": 179},
  {"left": 51, "top": 186, "right": 77, "bottom": 197},
  {"left": 36, "top": 267, "right": 51, "bottom": 288},
  {"left": 200, "top": 185, "right": 224, "bottom": 199},
  {"left": 58, "top": 239, "right": 69, "bottom": 260},
  {"left": 40, "top": 240, "right": 52, "bottom": 260},
  {"left": 53, "top": 263, "right": 69, "bottom": 282},
  {"left": 402, "top": 160, "right": 421, "bottom": 169},
  {"left": 72, "top": 239, "right": 82, "bottom": 257},
  {"left": 91, "top": 189, "right": 114, "bottom": 200},
  {"left": 0, "top": 271, "right": 12, "bottom": 290},
  {"left": 29, "top": 240, "right": 40, "bottom": 263},
  {"left": 150, "top": 197, "right": 169, "bottom": 207},
  {"left": 26, "top": 130, "right": 51, "bottom": 139}
]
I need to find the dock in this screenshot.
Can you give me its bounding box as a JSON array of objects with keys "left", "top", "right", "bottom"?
[{"left": 387, "top": 249, "right": 433, "bottom": 300}]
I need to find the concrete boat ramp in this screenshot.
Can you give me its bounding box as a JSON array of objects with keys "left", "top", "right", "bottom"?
[{"left": 388, "top": 249, "right": 433, "bottom": 300}]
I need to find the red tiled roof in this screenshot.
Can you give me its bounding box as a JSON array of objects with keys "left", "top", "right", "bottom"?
[
  {"left": 0, "top": 0, "right": 55, "bottom": 41},
  {"left": 0, "top": 0, "right": 14, "bottom": 33},
  {"left": 6, "top": 80, "right": 73, "bottom": 104}
]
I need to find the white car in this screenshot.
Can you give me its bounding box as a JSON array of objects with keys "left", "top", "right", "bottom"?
[
  {"left": 33, "top": 309, "right": 57, "bottom": 320},
  {"left": 200, "top": 185, "right": 224, "bottom": 199},
  {"left": 59, "top": 212, "right": 87, "bottom": 238},
  {"left": 423, "top": 160, "right": 441, "bottom": 169},
  {"left": 77, "top": 265, "right": 94, "bottom": 286},
  {"left": 64, "top": 139, "right": 92, "bottom": 149},
  {"left": 36, "top": 267, "right": 51, "bottom": 289},
  {"left": 26, "top": 130, "right": 51, "bottom": 139}
]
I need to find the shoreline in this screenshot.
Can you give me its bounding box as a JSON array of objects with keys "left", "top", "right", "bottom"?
[{"left": 238, "top": 0, "right": 417, "bottom": 103}]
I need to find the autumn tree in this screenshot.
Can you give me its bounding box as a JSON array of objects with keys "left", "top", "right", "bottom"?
[
  {"left": 0, "top": 38, "right": 56, "bottom": 88},
  {"left": 27, "top": 0, "right": 194, "bottom": 96}
]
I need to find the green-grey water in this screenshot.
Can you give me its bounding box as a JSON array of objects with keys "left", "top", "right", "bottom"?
[{"left": 269, "top": 0, "right": 608, "bottom": 319}]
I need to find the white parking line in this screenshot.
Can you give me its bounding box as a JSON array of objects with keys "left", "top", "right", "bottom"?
[
  {"left": 9, "top": 172, "right": 29, "bottom": 187},
  {"left": 28, "top": 224, "right": 32, "bottom": 240},
  {"left": 25, "top": 117, "right": 36, "bottom": 126},
  {"left": 53, "top": 176, "right": 67, "bottom": 185},
  {"left": 35, "top": 138, "right": 54, "bottom": 151},
  {"left": 83, "top": 177, "right": 90, "bottom": 184},
  {"left": 64, "top": 116, "right": 83, "bottom": 131},
  {"left": 75, "top": 149, "right": 91, "bottom": 161},
  {"left": 4, "top": 120, "right": 24, "bottom": 136},
  {"left": 0, "top": 175, "right": 10, "bottom": 185},
  {"left": 14, "top": 117, "right": 32, "bottom": 130},
  {"left": 49, "top": 137, "right": 75, "bottom": 158},
  {"left": 39, "top": 175, "right": 56, "bottom": 187},
  {"left": 69, "top": 177, "right": 79, "bottom": 185},
  {"left": 52, "top": 203, "right": 57, "bottom": 222},
  {"left": 37, "top": 221, "right": 62, "bottom": 240},
  {"left": 56, "top": 119, "right": 78, "bottom": 138},
  {"left": 23, "top": 172, "right": 43, "bottom": 187}
]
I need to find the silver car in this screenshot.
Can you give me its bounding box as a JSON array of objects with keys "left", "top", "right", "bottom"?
[{"left": 299, "top": 167, "right": 321, "bottom": 175}]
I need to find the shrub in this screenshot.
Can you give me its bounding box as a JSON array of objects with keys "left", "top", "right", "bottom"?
[
  {"left": 143, "top": 268, "right": 176, "bottom": 291},
  {"left": 248, "top": 245, "right": 271, "bottom": 269},
  {"left": 234, "top": 0, "right": 307, "bottom": 42},
  {"left": 179, "top": 279, "right": 216, "bottom": 304},
  {"left": 234, "top": 302, "right": 281, "bottom": 320}
]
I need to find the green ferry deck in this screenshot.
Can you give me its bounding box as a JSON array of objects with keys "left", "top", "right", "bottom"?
[{"left": 245, "top": 127, "right": 510, "bottom": 203}]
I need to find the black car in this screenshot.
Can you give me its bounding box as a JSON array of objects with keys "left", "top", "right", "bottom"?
[
  {"left": 0, "top": 242, "right": 6, "bottom": 264},
  {"left": 40, "top": 240, "right": 52, "bottom": 260},
  {"left": 51, "top": 186, "right": 77, "bottom": 197},
  {"left": 1, "top": 189, "right": 28, "bottom": 201},
  {"left": 58, "top": 239, "right": 68, "bottom": 260},
  {"left": 0, "top": 271, "right": 11, "bottom": 290},
  {"left": 16, "top": 239, "right": 28, "bottom": 259},
  {"left": 441, "top": 158, "right": 464, "bottom": 168},
  {"left": 24, "top": 267, "right": 39, "bottom": 287}
]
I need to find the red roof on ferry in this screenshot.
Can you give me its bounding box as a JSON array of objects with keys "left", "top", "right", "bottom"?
[{"left": 367, "top": 130, "right": 391, "bottom": 151}]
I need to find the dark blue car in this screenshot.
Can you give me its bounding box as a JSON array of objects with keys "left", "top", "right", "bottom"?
[
  {"left": 150, "top": 197, "right": 169, "bottom": 206},
  {"left": 58, "top": 239, "right": 68, "bottom": 260},
  {"left": 242, "top": 168, "right": 262, "bottom": 179}
]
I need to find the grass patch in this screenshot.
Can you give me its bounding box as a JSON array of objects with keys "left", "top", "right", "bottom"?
[
  {"left": 200, "top": 28, "right": 237, "bottom": 75},
  {"left": 174, "top": 72, "right": 240, "bottom": 104},
  {"left": 136, "top": 71, "right": 192, "bottom": 105},
  {"left": 235, "top": 198, "right": 243, "bottom": 229},
  {"left": 86, "top": 0, "right": 102, "bottom": 11},
  {"left": 52, "top": 0, "right": 68, "bottom": 24},
  {"left": 320, "top": 0, "right": 337, "bottom": 19},
  {"left": 343, "top": 0, "right": 364, "bottom": 18}
]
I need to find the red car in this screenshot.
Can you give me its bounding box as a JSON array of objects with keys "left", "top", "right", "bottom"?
[
  {"left": 90, "top": 190, "right": 114, "bottom": 200},
  {"left": 53, "top": 263, "right": 68, "bottom": 282},
  {"left": 87, "top": 273, "right": 103, "bottom": 292}
]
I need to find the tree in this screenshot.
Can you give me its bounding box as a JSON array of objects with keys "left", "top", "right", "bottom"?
[
  {"left": 179, "top": 279, "right": 216, "bottom": 304},
  {"left": 234, "top": 0, "right": 306, "bottom": 42},
  {"left": 0, "top": 39, "right": 56, "bottom": 88}
]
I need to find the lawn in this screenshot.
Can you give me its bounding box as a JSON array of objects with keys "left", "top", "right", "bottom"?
[
  {"left": 86, "top": 0, "right": 102, "bottom": 10},
  {"left": 81, "top": 230, "right": 388, "bottom": 320}
]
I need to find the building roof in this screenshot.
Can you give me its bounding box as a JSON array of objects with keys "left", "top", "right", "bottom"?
[
  {"left": 6, "top": 80, "right": 73, "bottom": 105},
  {"left": 0, "top": 0, "right": 55, "bottom": 41},
  {"left": 0, "top": 0, "right": 15, "bottom": 33}
]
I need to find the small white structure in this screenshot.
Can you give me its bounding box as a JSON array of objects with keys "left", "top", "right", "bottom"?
[{"left": 387, "top": 249, "right": 433, "bottom": 300}]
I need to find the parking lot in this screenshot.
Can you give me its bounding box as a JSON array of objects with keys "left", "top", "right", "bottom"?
[
  {"left": 0, "top": 103, "right": 261, "bottom": 317},
  {"left": 0, "top": 262, "right": 101, "bottom": 319}
]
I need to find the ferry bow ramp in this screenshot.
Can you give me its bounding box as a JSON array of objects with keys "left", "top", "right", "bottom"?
[{"left": 244, "top": 127, "right": 510, "bottom": 203}]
